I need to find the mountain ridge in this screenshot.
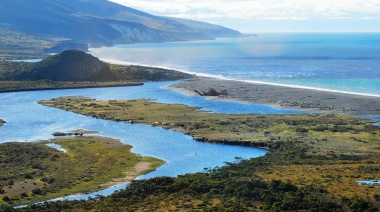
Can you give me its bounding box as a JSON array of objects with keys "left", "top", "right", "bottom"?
[{"left": 0, "top": 0, "right": 243, "bottom": 50}]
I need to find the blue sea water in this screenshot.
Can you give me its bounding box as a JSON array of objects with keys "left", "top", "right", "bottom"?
[{"left": 91, "top": 33, "right": 380, "bottom": 96}]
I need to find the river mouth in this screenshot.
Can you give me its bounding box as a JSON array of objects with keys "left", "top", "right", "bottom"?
[{"left": 1, "top": 81, "right": 300, "bottom": 201}]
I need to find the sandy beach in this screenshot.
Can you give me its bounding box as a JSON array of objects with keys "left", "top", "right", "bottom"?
[{"left": 169, "top": 77, "right": 380, "bottom": 116}]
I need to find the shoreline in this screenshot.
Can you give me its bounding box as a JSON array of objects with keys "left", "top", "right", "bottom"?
[
  {"left": 49, "top": 133, "right": 164, "bottom": 190},
  {"left": 168, "top": 77, "right": 380, "bottom": 116},
  {"left": 1, "top": 135, "right": 164, "bottom": 206},
  {"left": 2, "top": 55, "right": 380, "bottom": 116},
  {"left": 95, "top": 57, "right": 380, "bottom": 98},
  {"left": 92, "top": 58, "right": 380, "bottom": 116}
]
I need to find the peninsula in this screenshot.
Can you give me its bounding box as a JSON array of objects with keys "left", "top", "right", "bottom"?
[
  {"left": 170, "top": 78, "right": 380, "bottom": 116},
  {"left": 0, "top": 135, "right": 163, "bottom": 206}
]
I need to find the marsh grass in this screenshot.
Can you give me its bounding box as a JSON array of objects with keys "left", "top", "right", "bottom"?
[
  {"left": 38, "top": 97, "right": 380, "bottom": 203},
  {"left": 0, "top": 136, "right": 164, "bottom": 205},
  {"left": 0, "top": 81, "right": 143, "bottom": 93}
]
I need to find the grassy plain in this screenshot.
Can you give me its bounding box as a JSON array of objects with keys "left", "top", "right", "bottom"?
[
  {"left": 0, "top": 81, "right": 143, "bottom": 93},
  {"left": 0, "top": 28, "right": 60, "bottom": 60},
  {"left": 0, "top": 136, "right": 164, "bottom": 205},
  {"left": 37, "top": 96, "right": 380, "bottom": 210}
]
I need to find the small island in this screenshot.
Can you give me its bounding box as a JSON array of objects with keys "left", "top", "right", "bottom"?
[{"left": 0, "top": 136, "right": 164, "bottom": 205}]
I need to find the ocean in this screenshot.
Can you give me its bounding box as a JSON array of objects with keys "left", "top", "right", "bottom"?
[{"left": 90, "top": 33, "right": 380, "bottom": 96}]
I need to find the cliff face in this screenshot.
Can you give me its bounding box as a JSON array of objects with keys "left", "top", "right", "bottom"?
[
  {"left": 10, "top": 50, "right": 115, "bottom": 81},
  {"left": 0, "top": 0, "right": 243, "bottom": 47}
]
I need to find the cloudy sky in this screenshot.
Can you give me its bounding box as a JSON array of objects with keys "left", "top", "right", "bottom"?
[{"left": 109, "top": 0, "right": 380, "bottom": 33}]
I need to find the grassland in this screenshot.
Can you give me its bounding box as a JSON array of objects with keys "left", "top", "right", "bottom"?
[
  {"left": 33, "top": 96, "right": 380, "bottom": 210},
  {"left": 0, "top": 136, "right": 164, "bottom": 206},
  {"left": 0, "top": 28, "right": 61, "bottom": 60},
  {"left": 0, "top": 80, "right": 143, "bottom": 93}
]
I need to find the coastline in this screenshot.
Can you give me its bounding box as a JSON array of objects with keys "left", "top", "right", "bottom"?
[
  {"left": 168, "top": 77, "right": 380, "bottom": 116},
  {"left": 88, "top": 57, "right": 380, "bottom": 117}
]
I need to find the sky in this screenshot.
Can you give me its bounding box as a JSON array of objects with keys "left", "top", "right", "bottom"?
[{"left": 109, "top": 0, "right": 380, "bottom": 33}]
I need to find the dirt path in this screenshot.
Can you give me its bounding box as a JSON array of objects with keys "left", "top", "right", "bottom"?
[{"left": 99, "top": 162, "right": 152, "bottom": 187}]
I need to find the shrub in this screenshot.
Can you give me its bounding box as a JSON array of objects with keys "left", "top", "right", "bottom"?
[
  {"left": 2, "top": 196, "right": 10, "bottom": 202},
  {"left": 296, "top": 127, "right": 309, "bottom": 133},
  {"left": 32, "top": 188, "right": 42, "bottom": 195}
]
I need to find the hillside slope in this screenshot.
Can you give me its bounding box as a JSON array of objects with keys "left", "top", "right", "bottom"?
[
  {"left": 0, "top": 0, "right": 242, "bottom": 48},
  {"left": 2, "top": 50, "right": 114, "bottom": 81}
]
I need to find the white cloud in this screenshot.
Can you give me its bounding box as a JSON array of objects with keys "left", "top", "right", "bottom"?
[{"left": 109, "top": 0, "right": 380, "bottom": 20}]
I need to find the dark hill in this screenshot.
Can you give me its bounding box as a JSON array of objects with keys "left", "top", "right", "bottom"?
[
  {"left": 0, "top": 50, "right": 193, "bottom": 82},
  {"left": 8, "top": 50, "right": 114, "bottom": 81}
]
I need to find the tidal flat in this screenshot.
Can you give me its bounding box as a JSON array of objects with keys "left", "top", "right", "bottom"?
[{"left": 170, "top": 77, "right": 380, "bottom": 116}]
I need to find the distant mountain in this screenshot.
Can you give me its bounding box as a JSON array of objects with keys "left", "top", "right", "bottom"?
[
  {"left": 5, "top": 50, "right": 114, "bottom": 81},
  {"left": 0, "top": 0, "right": 243, "bottom": 48}
]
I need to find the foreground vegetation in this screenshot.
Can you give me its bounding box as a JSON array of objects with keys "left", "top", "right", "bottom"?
[
  {"left": 27, "top": 96, "right": 380, "bottom": 211},
  {"left": 0, "top": 136, "right": 163, "bottom": 206}
]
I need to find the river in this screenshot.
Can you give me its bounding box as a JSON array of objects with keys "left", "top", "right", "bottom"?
[{"left": 0, "top": 81, "right": 302, "bottom": 200}]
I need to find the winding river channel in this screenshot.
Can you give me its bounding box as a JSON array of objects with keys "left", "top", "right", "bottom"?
[{"left": 0, "top": 81, "right": 303, "bottom": 201}]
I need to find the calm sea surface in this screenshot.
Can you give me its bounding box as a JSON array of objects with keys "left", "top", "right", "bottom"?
[{"left": 91, "top": 33, "right": 380, "bottom": 96}]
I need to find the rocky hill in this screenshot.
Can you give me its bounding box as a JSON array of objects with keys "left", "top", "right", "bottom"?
[
  {"left": 0, "top": 50, "right": 193, "bottom": 82},
  {"left": 0, "top": 0, "right": 243, "bottom": 49},
  {"left": 2, "top": 50, "right": 114, "bottom": 81}
]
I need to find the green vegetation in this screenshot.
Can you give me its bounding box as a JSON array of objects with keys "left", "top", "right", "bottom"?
[
  {"left": 0, "top": 137, "right": 164, "bottom": 206},
  {"left": 0, "top": 81, "right": 143, "bottom": 93},
  {"left": 31, "top": 96, "right": 380, "bottom": 210},
  {"left": 109, "top": 64, "right": 194, "bottom": 82},
  {"left": 0, "top": 28, "right": 60, "bottom": 60},
  {"left": 0, "top": 61, "right": 191, "bottom": 83}
]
